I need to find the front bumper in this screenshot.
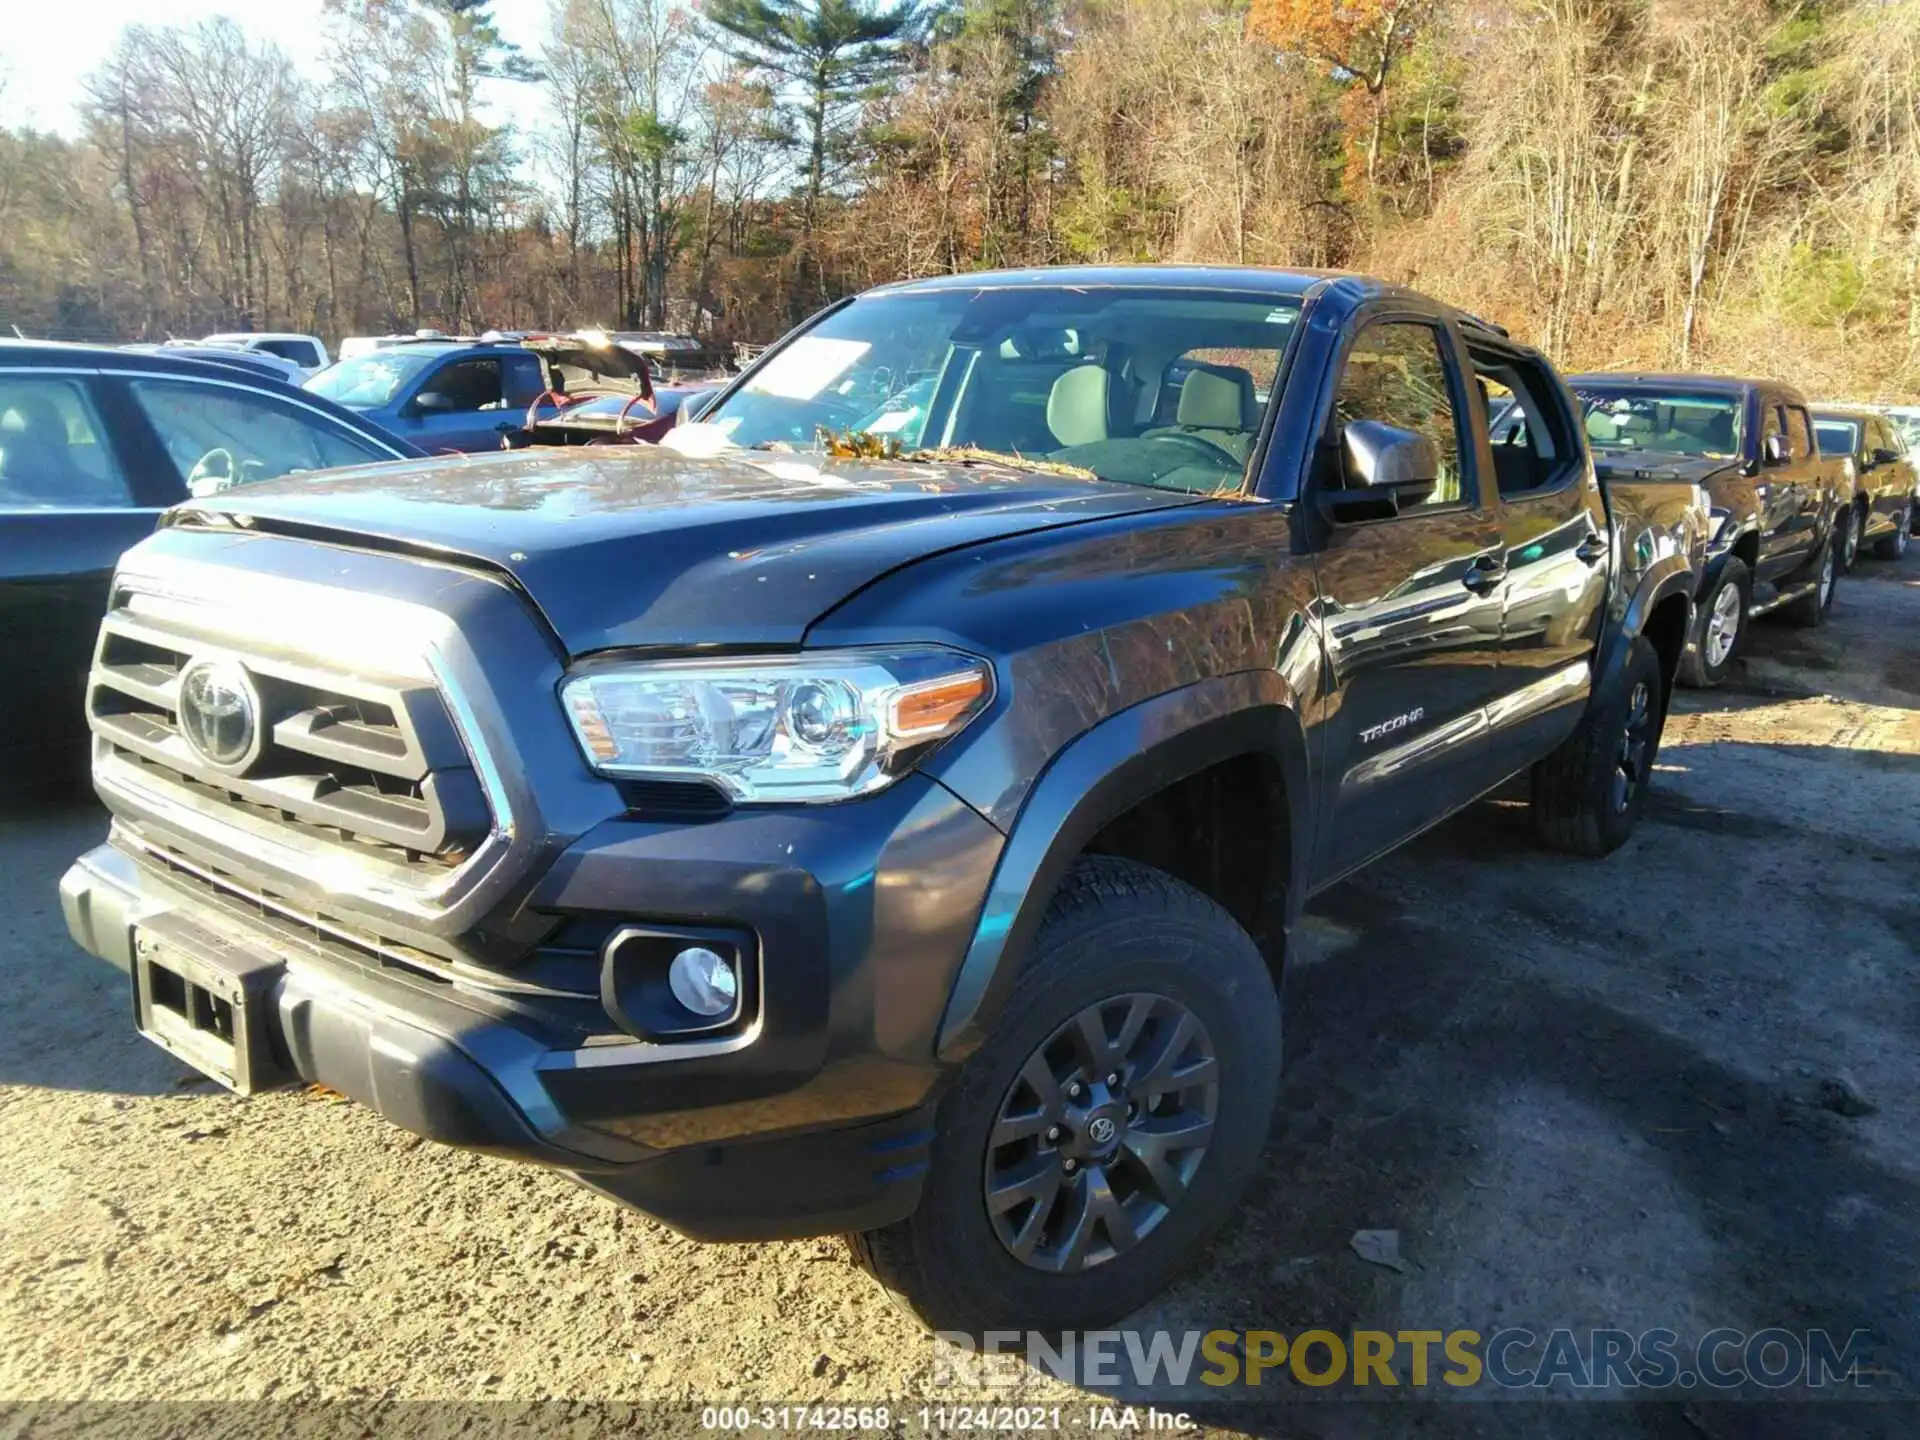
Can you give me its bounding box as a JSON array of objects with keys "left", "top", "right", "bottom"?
[{"left": 62, "top": 767, "right": 1003, "bottom": 1241}]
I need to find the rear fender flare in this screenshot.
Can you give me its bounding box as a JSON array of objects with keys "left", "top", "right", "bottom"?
[{"left": 933, "top": 671, "right": 1310, "bottom": 1065}]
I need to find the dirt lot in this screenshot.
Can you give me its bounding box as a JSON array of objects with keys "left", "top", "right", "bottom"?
[{"left": 1, "top": 552, "right": 1917, "bottom": 1438}]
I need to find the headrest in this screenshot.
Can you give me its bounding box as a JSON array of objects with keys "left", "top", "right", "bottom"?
[
  {"left": 1585, "top": 410, "right": 1620, "bottom": 443},
  {"left": 1178, "top": 366, "right": 1254, "bottom": 429},
  {"left": 1047, "top": 365, "right": 1110, "bottom": 448}
]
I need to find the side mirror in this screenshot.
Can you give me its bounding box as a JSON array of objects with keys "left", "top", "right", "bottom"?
[
  {"left": 1762, "top": 433, "right": 1791, "bottom": 466},
  {"left": 1873, "top": 447, "right": 1900, "bottom": 467},
  {"left": 1328, "top": 416, "right": 1443, "bottom": 518}
]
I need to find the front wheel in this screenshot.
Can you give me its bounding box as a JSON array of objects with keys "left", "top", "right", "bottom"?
[
  {"left": 851, "top": 857, "right": 1281, "bottom": 1333},
  {"left": 1837, "top": 506, "right": 1861, "bottom": 573},
  {"left": 1874, "top": 501, "right": 1912, "bottom": 560},
  {"left": 1677, "top": 557, "right": 1750, "bottom": 688},
  {"left": 1531, "top": 635, "right": 1666, "bottom": 857}
]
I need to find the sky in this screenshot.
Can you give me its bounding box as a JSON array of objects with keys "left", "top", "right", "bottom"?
[{"left": 0, "top": 0, "right": 557, "bottom": 138}]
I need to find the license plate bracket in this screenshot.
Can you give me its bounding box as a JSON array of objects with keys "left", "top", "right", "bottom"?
[{"left": 133, "top": 920, "right": 289, "bottom": 1094}]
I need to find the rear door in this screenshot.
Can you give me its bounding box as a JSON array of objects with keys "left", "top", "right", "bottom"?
[
  {"left": 1753, "top": 398, "right": 1808, "bottom": 581},
  {"left": 1473, "top": 344, "right": 1608, "bottom": 759},
  {"left": 0, "top": 369, "right": 167, "bottom": 773},
  {"left": 1308, "top": 312, "right": 1509, "bottom": 882}
]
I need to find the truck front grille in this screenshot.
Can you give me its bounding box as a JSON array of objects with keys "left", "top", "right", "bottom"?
[{"left": 88, "top": 588, "right": 495, "bottom": 891}]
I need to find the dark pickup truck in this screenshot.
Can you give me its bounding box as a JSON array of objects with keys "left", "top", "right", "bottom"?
[
  {"left": 63, "top": 267, "right": 1704, "bottom": 1334},
  {"left": 1568, "top": 374, "right": 1846, "bottom": 687}
]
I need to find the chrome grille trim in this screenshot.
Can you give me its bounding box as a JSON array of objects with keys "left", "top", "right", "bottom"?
[{"left": 89, "top": 564, "right": 518, "bottom": 924}]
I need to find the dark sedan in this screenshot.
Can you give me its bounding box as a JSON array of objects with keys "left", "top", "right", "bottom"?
[{"left": 0, "top": 342, "right": 418, "bottom": 785}]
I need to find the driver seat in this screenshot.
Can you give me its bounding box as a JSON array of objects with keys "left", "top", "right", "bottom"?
[{"left": 1147, "top": 365, "right": 1258, "bottom": 462}]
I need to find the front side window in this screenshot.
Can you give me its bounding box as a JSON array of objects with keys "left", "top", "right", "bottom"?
[
  {"left": 1760, "top": 404, "right": 1786, "bottom": 462},
  {"left": 1577, "top": 387, "right": 1745, "bottom": 461},
  {"left": 674, "top": 286, "right": 1303, "bottom": 495},
  {"left": 0, "top": 376, "right": 132, "bottom": 510},
  {"left": 417, "top": 359, "right": 506, "bottom": 413},
  {"left": 1330, "top": 321, "right": 1466, "bottom": 507},
  {"left": 129, "top": 379, "right": 389, "bottom": 496},
  {"left": 1785, "top": 407, "right": 1814, "bottom": 461}
]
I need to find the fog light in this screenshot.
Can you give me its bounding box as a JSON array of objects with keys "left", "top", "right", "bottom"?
[{"left": 668, "top": 946, "right": 738, "bottom": 1018}]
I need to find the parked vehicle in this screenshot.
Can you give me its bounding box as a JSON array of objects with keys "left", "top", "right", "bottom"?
[
  {"left": 121, "top": 342, "right": 304, "bottom": 385},
  {"left": 305, "top": 333, "right": 653, "bottom": 452},
  {"left": 0, "top": 342, "right": 418, "bottom": 786},
  {"left": 1568, "top": 374, "right": 1846, "bottom": 688},
  {"left": 1813, "top": 405, "right": 1915, "bottom": 564},
  {"left": 202, "top": 332, "right": 330, "bottom": 375},
  {"left": 1870, "top": 405, "right": 1920, "bottom": 534},
  {"left": 514, "top": 382, "right": 719, "bottom": 448},
  {"left": 63, "top": 267, "right": 1701, "bottom": 1334}
]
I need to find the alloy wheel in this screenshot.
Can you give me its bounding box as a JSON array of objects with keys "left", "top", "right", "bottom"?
[
  {"left": 1703, "top": 580, "right": 1742, "bottom": 668},
  {"left": 1840, "top": 511, "right": 1858, "bottom": 570},
  {"left": 984, "top": 993, "right": 1218, "bottom": 1274},
  {"left": 1611, "top": 680, "right": 1653, "bottom": 814},
  {"left": 1821, "top": 542, "right": 1837, "bottom": 604}
]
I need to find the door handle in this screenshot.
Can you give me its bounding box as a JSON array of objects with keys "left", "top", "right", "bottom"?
[
  {"left": 494, "top": 422, "right": 516, "bottom": 433},
  {"left": 1575, "top": 533, "right": 1609, "bottom": 565},
  {"left": 1461, "top": 555, "right": 1506, "bottom": 594}
]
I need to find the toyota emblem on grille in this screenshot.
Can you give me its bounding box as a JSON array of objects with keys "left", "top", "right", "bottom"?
[{"left": 178, "top": 658, "right": 262, "bottom": 772}]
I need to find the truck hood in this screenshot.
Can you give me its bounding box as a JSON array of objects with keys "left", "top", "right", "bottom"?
[
  {"left": 178, "top": 446, "right": 1201, "bottom": 654},
  {"left": 1591, "top": 451, "right": 1739, "bottom": 486}
]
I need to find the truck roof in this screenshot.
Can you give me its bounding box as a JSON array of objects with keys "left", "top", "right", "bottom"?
[
  {"left": 866, "top": 264, "right": 1514, "bottom": 339},
  {"left": 1566, "top": 371, "right": 1795, "bottom": 397}
]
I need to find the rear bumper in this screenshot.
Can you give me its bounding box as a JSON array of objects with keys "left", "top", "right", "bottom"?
[{"left": 59, "top": 823, "right": 964, "bottom": 1241}]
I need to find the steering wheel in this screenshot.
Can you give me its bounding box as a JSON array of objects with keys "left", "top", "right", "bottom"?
[
  {"left": 1145, "top": 431, "right": 1245, "bottom": 467},
  {"left": 186, "top": 447, "right": 236, "bottom": 497}
]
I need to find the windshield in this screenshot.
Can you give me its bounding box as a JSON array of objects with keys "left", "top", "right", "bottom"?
[
  {"left": 677, "top": 286, "right": 1301, "bottom": 493},
  {"left": 1813, "top": 418, "right": 1861, "bottom": 458},
  {"left": 1575, "top": 387, "right": 1743, "bottom": 460},
  {"left": 305, "top": 350, "right": 437, "bottom": 408}
]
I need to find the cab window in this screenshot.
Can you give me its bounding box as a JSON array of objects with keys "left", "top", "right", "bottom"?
[
  {"left": 0, "top": 377, "right": 132, "bottom": 510},
  {"left": 128, "top": 379, "right": 390, "bottom": 496},
  {"left": 1329, "top": 321, "right": 1468, "bottom": 508}
]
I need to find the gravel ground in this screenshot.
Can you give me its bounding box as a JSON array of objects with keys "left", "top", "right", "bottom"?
[{"left": 1, "top": 551, "right": 1917, "bottom": 1439}]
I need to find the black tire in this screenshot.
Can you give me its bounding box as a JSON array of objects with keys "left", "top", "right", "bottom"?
[
  {"left": 1837, "top": 504, "right": 1862, "bottom": 574},
  {"left": 1785, "top": 534, "right": 1839, "bottom": 626},
  {"left": 1677, "top": 557, "right": 1750, "bottom": 688},
  {"left": 1874, "top": 501, "right": 1912, "bottom": 560},
  {"left": 851, "top": 856, "right": 1281, "bottom": 1334},
  {"left": 1530, "top": 635, "right": 1665, "bottom": 857}
]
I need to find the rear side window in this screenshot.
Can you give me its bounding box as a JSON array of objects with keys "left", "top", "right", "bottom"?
[
  {"left": 1474, "top": 347, "right": 1579, "bottom": 498},
  {"left": 0, "top": 376, "right": 132, "bottom": 510},
  {"left": 128, "top": 379, "right": 389, "bottom": 496}
]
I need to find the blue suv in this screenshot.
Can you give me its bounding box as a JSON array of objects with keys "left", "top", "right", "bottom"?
[{"left": 305, "top": 335, "right": 654, "bottom": 453}]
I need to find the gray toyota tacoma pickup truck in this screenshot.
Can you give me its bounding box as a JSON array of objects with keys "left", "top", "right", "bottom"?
[{"left": 62, "top": 267, "right": 1705, "bottom": 1333}]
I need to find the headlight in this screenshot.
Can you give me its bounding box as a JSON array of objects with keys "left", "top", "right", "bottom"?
[{"left": 560, "top": 647, "right": 993, "bottom": 803}]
